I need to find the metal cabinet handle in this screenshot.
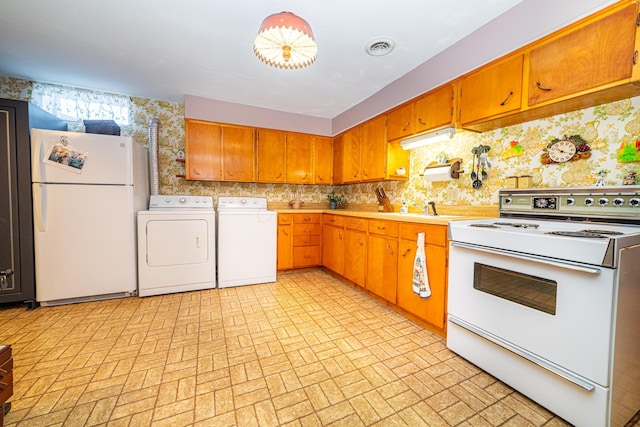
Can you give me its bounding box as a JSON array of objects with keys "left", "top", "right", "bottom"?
[
  {"left": 403, "top": 121, "right": 410, "bottom": 132},
  {"left": 377, "top": 226, "right": 386, "bottom": 230},
  {"left": 499, "top": 91, "right": 514, "bottom": 106},
  {"left": 418, "top": 118, "right": 426, "bottom": 125},
  {"left": 338, "top": 232, "right": 343, "bottom": 240},
  {"left": 357, "top": 236, "right": 364, "bottom": 245},
  {"left": 402, "top": 248, "right": 411, "bottom": 257},
  {"left": 536, "top": 81, "right": 552, "bottom": 92},
  {"left": 282, "top": 229, "right": 289, "bottom": 236},
  {"left": 385, "top": 243, "right": 395, "bottom": 255},
  {"left": 316, "top": 174, "right": 324, "bottom": 181}
]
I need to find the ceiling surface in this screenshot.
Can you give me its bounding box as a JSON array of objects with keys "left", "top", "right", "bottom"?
[{"left": 0, "top": 0, "right": 616, "bottom": 119}]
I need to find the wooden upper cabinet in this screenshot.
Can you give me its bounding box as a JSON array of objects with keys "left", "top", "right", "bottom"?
[
  {"left": 386, "top": 103, "right": 414, "bottom": 141},
  {"left": 313, "top": 136, "right": 332, "bottom": 185},
  {"left": 285, "top": 132, "right": 312, "bottom": 184},
  {"left": 222, "top": 125, "right": 255, "bottom": 182},
  {"left": 332, "top": 134, "right": 345, "bottom": 184},
  {"left": 361, "top": 116, "right": 387, "bottom": 181},
  {"left": 342, "top": 126, "right": 362, "bottom": 184},
  {"left": 256, "top": 129, "right": 286, "bottom": 183},
  {"left": 528, "top": 2, "right": 637, "bottom": 106},
  {"left": 414, "top": 84, "right": 455, "bottom": 134},
  {"left": 185, "top": 119, "right": 222, "bottom": 181},
  {"left": 459, "top": 54, "right": 524, "bottom": 126}
]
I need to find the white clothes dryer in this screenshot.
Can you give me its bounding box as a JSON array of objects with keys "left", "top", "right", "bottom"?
[{"left": 137, "top": 195, "right": 215, "bottom": 296}]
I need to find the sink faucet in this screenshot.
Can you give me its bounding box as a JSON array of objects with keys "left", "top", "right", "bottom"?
[
  {"left": 413, "top": 201, "right": 438, "bottom": 216},
  {"left": 428, "top": 201, "right": 438, "bottom": 216}
]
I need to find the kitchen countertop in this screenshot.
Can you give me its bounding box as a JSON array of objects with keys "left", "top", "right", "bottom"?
[{"left": 270, "top": 203, "right": 497, "bottom": 225}]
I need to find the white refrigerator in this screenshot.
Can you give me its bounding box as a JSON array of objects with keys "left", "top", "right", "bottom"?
[{"left": 31, "top": 128, "right": 148, "bottom": 305}]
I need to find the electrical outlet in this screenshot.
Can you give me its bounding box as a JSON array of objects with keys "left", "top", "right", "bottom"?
[{"left": 447, "top": 187, "right": 458, "bottom": 202}]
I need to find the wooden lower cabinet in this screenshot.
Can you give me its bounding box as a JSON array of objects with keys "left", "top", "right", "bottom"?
[
  {"left": 322, "top": 215, "right": 344, "bottom": 275},
  {"left": 397, "top": 223, "right": 448, "bottom": 334},
  {"left": 343, "top": 218, "right": 367, "bottom": 287},
  {"left": 277, "top": 214, "right": 293, "bottom": 270},
  {"left": 366, "top": 220, "right": 399, "bottom": 304},
  {"left": 0, "top": 345, "right": 13, "bottom": 426},
  {"left": 292, "top": 214, "right": 322, "bottom": 268}
]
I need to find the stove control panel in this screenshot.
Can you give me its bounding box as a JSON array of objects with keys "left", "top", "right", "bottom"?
[{"left": 499, "top": 186, "right": 640, "bottom": 219}]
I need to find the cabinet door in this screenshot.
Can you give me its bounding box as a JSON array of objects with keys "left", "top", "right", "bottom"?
[
  {"left": 528, "top": 3, "right": 637, "bottom": 106},
  {"left": 256, "top": 129, "right": 286, "bottom": 183},
  {"left": 313, "top": 136, "right": 332, "bottom": 185},
  {"left": 344, "top": 229, "right": 366, "bottom": 287},
  {"left": 332, "top": 134, "right": 344, "bottom": 185},
  {"left": 366, "top": 234, "right": 398, "bottom": 304},
  {"left": 285, "top": 132, "right": 312, "bottom": 184},
  {"left": 277, "top": 224, "right": 293, "bottom": 270},
  {"left": 459, "top": 54, "right": 523, "bottom": 125},
  {"left": 322, "top": 225, "right": 344, "bottom": 275},
  {"left": 397, "top": 239, "right": 447, "bottom": 332},
  {"left": 342, "top": 127, "right": 362, "bottom": 183},
  {"left": 386, "top": 103, "right": 414, "bottom": 141},
  {"left": 185, "top": 119, "right": 222, "bottom": 180},
  {"left": 361, "top": 116, "right": 386, "bottom": 181},
  {"left": 222, "top": 126, "right": 255, "bottom": 182},
  {"left": 414, "top": 84, "right": 455, "bottom": 134}
]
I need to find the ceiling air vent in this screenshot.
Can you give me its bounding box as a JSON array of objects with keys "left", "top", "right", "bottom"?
[{"left": 365, "top": 38, "right": 395, "bottom": 56}]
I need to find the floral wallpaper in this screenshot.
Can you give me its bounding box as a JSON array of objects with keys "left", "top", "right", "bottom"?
[{"left": 2, "top": 76, "right": 639, "bottom": 209}]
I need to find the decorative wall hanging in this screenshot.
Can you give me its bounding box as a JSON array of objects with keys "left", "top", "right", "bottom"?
[
  {"left": 617, "top": 139, "right": 640, "bottom": 163},
  {"left": 501, "top": 140, "right": 523, "bottom": 159},
  {"left": 470, "top": 144, "right": 491, "bottom": 189},
  {"left": 540, "top": 135, "right": 591, "bottom": 164}
]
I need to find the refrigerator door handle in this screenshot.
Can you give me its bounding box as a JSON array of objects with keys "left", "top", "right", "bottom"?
[
  {"left": 31, "top": 132, "right": 42, "bottom": 182},
  {"left": 33, "top": 184, "right": 47, "bottom": 232}
]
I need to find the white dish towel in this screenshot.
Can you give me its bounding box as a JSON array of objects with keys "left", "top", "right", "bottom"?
[{"left": 412, "top": 232, "right": 432, "bottom": 298}]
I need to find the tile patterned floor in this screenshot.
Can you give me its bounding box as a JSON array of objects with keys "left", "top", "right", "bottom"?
[{"left": 0, "top": 270, "right": 573, "bottom": 426}]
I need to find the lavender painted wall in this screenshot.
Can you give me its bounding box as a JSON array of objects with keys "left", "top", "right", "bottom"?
[{"left": 185, "top": 0, "right": 617, "bottom": 136}]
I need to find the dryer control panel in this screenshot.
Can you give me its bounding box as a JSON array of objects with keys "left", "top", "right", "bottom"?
[{"left": 149, "top": 194, "right": 214, "bottom": 210}]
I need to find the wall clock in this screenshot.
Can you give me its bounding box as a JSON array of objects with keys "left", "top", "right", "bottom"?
[
  {"left": 548, "top": 140, "right": 577, "bottom": 163},
  {"left": 541, "top": 135, "right": 591, "bottom": 164}
]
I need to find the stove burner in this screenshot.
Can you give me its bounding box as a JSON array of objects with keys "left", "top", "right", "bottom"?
[
  {"left": 581, "top": 229, "right": 624, "bottom": 236},
  {"left": 546, "top": 231, "right": 609, "bottom": 239},
  {"left": 493, "top": 222, "right": 540, "bottom": 229}
]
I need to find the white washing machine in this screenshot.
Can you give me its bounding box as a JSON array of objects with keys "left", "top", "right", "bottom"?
[
  {"left": 217, "top": 196, "right": 277, "bottom": 288},
  {"left": 137, "top": 195, "right": 216, "bottom": 296}
]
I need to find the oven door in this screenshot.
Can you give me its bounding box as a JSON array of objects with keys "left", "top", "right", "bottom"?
[{"left": 447, "top": 241, "right": 616, "bottom": 387}]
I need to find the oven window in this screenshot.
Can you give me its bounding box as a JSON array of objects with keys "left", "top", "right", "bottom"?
[{"left": 473, "top": 263, "right": 557, "bottom": 315}]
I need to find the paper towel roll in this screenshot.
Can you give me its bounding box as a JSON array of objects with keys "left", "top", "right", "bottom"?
[{"left": 423, "top": 165, "right": 454, "bottom": 182}]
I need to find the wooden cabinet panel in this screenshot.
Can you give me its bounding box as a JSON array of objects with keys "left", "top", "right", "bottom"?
[
  {"left": 459, "top": 54, "right": 524, "bottom": 125},
  {"left": 342, "top": 127, "right": 362, "bottom": 183},
  {"left": 322, "top": 222, "right": 344, "bottom": 275},
  {"left": 332, "top": 134, "right": 345, "bottom": 184},
  {"left": 344, "top": 228, "right": 366, "bottom": 287},
  {"left": 400, "top": 223, "right": 447, "bottom": 247},
  {"left": 221, "top": 126, "right": 255, "bottom": 182},
  {"left": 366, "top": 234, "right": 398, "bottom": 304},
  {"left": 256, "top": 129, "right": 286, "bottom": 183},
  {"left": 397, "top": 238, "right": 447, "bottom": 332},
  {"left": 286, "top": 132, "right": 312, "bottom": 184},
  {"left": 528, "top": 3, "right": 637, "bottom": 106},
  {"left": 277, "top": 224, "right": 293, "bottom": 270},
  {"left": 293, "top": 246, "right": 321, "bottom": 267},
  {"left": 292, "top": 213, "right": 321, "bottom": 268},
  {"left": 386, "top": 103, "right": 414, "bottom": 141},
  {"left": 361, "top": 115, "right": 387, "bottom": 181},
  {"left": 368, "top": 220, "right": 399, "bottom": 238},
  {"left": 293, "top": 213, "right": 321, "bottom": 224},
  {"left": 293, "top": 223, "right": 322, "bottom": 236},
  {"left": 185, "top": 119, "right": 222, "bottom": 180},
  {"left": 313, "top": 136, "right": 333, "bottom": 185},
  {"left": 414, "top": 84, "right": 455, "bottom": 134}
]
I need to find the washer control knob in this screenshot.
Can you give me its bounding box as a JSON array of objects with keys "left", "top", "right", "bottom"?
[
  {"left": 613, "top": 198, "right": 625, "bottom": 207},
  {"left": 630, "top": 198, "right": 640, "bottom": 207},
  {"left": 503, "top": 197, "right": 512, "bottom": 205},
  {"left": 584, "top": 197, "right": 594, "bottom": 206},
  {"left": 598, "top": 198, "right": 608, "bottom": 206},
  {"left": 179, "top": 197, "right": 187, "bottom": 204},
  {"left": 241, "top": 199, "right": 247, "bottom": 204},
  {"left": 566, "top": 198, "right": 575, "bottom": 206},
  {"left": 165, "top": 198, "right": 171, "bottom": 203}
]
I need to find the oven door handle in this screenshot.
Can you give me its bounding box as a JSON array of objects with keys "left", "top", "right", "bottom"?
[
  {"left": 450, "top": 242, "right": 601, "bottom": 274},
  {"left": 449, "top": 315, "right": 596, "bottom": 392}
]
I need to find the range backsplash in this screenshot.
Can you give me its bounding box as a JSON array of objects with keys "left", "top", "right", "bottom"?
[{"left": 2, "top": 76, "right": 639, "bottom": 208}]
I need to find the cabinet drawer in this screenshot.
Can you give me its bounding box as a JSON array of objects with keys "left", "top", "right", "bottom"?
[
  {"left": 293, "top": 213, "right": 321, "bottom": 224},
  {"left": 368, "top": 220, "right": 399, "bottom": 237},
  {"left": 400, "top": 223, "right": 447, "bottom": 246},
  {"left": 293, "top": 223, "right": 322, "bottom": 236},
  {"left": 0, "top": 357, "right": 13, "bottom": 380},
  {"left": 0, "top": 370, "right": 13, "bottom": 405},
  {"left": 345, "top": 217, "right": 367, "bottom": 231},
  {"left": 293, "top": 246, "right": 321, "bottom": 267},
  {"left": 293, "top": 235, "right": 321, "bottom": 247},
  {"left": 0, "top": 346, "right": 10, "bottom": 367},
  {"left": 323, "top": 215, "right": 344, "bottom": 227},
  {"left": 278, "top": 214, "right": 292, "bottom": 225}
]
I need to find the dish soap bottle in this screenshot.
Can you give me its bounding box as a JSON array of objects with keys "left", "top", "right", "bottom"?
[{"left": 399, "top": 202, "right": 408, "bottom": 215}]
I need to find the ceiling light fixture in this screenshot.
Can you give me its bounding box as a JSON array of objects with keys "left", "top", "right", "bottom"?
[
  {"left": 253, "top": 11, "right": 318, "bottom": 70},
  {"left": 401, "top": 127, "right": 456, "bottom": 150}
]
